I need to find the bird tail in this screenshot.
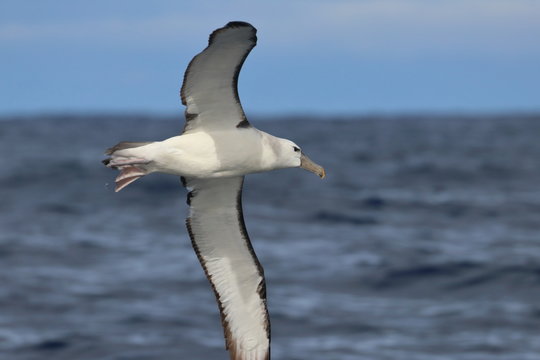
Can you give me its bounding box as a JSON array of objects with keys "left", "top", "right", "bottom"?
[{"left": 102, "top": 141, "right": 153, "bottom": 192}]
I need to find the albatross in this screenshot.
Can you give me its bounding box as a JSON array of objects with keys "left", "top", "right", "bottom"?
[{"left": 103, "top": 21, "right": 325, "bottom": 360}]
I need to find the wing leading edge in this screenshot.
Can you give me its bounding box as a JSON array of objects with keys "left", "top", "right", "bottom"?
[{"left": 183, "top": 176, "right": 270, "bottom": 360}]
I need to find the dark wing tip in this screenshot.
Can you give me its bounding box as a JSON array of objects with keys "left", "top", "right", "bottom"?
[
  {"left": 208, "top": 21, "right": 257, "bottom": 45},
  {"left": 226, "top": 21, "right": 254, "bottom": 28}
]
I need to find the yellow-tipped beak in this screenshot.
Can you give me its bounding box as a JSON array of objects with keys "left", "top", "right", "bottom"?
[{"left": 300, "top": 152, "right": 326, "bottom": 179}]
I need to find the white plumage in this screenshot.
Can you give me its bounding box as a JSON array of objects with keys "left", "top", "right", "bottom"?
[{"left": 103, "top": 21, "right": 325, "bottom": 360}]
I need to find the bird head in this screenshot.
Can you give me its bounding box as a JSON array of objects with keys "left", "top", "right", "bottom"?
[{"left": 275, "top": 138, "right": 326, "bottom": 179}]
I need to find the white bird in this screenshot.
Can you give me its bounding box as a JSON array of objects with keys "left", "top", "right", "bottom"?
[{"left": 103, "top": 21, "right": 325, "bottom": 360}]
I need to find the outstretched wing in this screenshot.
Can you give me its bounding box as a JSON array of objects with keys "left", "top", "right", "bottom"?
[
  {"left": 180, "top": 22, "right": 257, "bottom": 133},
  {"left": 183, "top": 176, "right": 270, "bottom": 360}
]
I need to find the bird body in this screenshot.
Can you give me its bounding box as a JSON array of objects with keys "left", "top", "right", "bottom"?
[
  {"left": 107, "top": 128, "right": 304, "bottom": 181},
  {"left": 103, "top": 21, "right": 324, "bottom": 360}
]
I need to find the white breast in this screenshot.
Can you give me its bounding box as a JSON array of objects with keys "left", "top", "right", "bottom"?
[{"left": 143, "top": 128, "right": 276, "bottom": 178}]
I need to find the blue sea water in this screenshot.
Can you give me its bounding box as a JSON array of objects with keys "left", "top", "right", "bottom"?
[{"left": 1, "top": 114, "right": 540, "bottom": 360}]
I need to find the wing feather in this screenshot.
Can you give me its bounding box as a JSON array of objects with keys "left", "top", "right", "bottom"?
[
  {"left": 184, "top": 176, "right": 270, "bottom": 360},
  {"left": 180, "top": 22, "right": 257, "bottom": 133}
]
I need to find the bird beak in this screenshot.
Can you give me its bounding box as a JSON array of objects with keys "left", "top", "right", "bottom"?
[{"left": 300, "top": 152, "right": 326, "bottom": 179}]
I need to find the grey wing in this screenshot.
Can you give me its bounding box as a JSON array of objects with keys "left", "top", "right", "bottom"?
[
  {"left": 180, "top": 22, "right": 257, "bottom": 133},
  {"left": 183, "top": 176, "right": 270, "bottom": 360}
]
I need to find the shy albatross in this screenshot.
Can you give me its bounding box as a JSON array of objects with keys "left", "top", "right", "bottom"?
[{"left": 103, "top": 21, "right": 325, "bottom": 360}]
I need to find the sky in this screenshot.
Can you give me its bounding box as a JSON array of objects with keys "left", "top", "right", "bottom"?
[{"left": 1, "top": 0, "right": 539, "bottom": 116}]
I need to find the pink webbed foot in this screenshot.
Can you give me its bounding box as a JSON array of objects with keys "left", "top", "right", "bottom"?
[{"left": 114, "top": 166, "right": 147, "bottom": 192}]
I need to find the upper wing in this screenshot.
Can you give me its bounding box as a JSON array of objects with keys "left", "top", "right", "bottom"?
[
  {"left": 183, "top": 176, "right": 270, "bottom": 360},
  {"left": 180, "top": 22, "right": 257, "bottom": 133}
]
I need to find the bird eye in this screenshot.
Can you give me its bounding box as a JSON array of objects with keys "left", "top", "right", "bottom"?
[{"left": 293, "top": 146, "right": 300, "bottom": 152}]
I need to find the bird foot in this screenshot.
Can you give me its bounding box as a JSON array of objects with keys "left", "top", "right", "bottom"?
[{"left": 114, "top": 165, "right": 147, "bottom": 192}]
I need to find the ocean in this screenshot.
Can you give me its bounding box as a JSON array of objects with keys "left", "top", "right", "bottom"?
[{"left": 1, "top": 114, "right": 539, "bottom": 360}]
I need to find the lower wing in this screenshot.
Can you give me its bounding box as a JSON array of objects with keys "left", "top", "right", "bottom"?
[{"left": 183, "top": 176, "right": 270, "bottom": 360}]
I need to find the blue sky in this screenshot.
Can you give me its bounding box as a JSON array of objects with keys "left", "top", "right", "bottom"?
[{"left": 1, "top": 0, "right": 539, "bottom": 115}]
